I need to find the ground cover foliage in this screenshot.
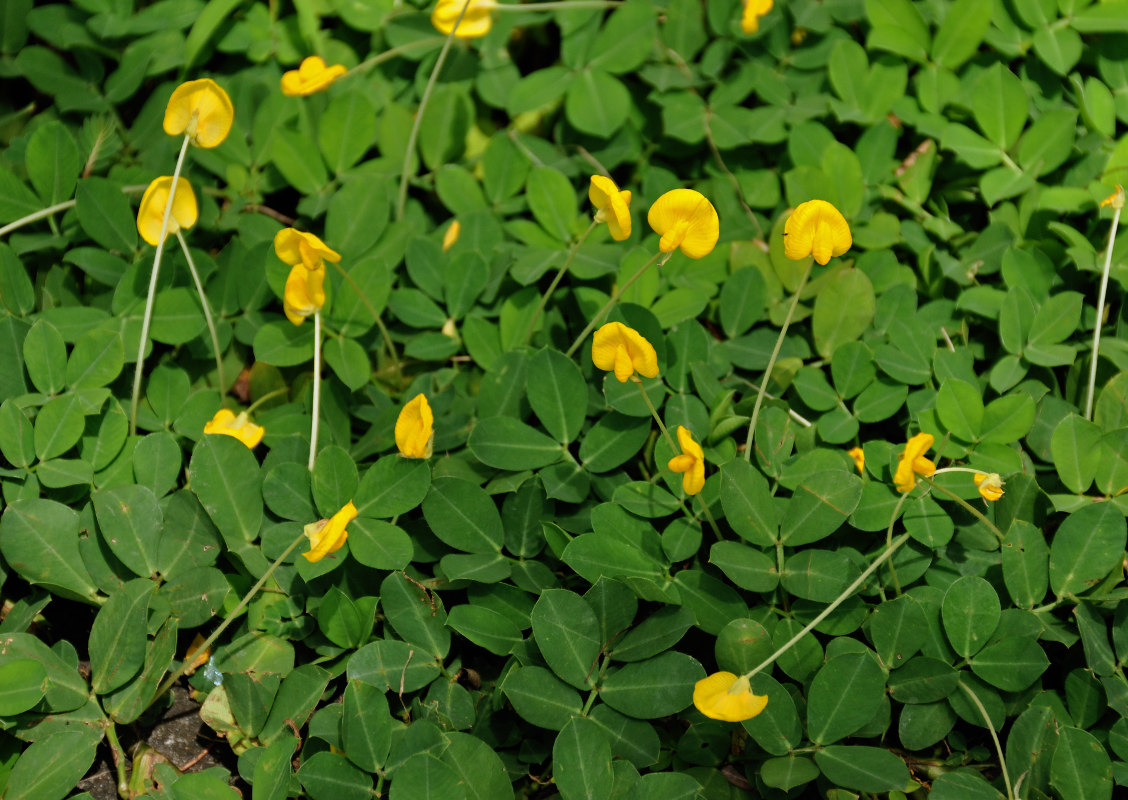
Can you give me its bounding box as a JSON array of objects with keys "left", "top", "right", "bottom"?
[{"left": 2, "top": 0, "right": 1128, "bottom": 798}]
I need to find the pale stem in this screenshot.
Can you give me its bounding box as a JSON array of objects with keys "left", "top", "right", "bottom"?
[
  {"left": 634, "top": 376, "right": 675, "bottom": 451},
  {"left": 243, "top": 386, "right": 290, "bottom": 415},
  {"left": 395, "top": 0, "right": 472, "bottom": 222},
  {"left": 958, "top": 681, "right": 1015, "bottom": 800},
  {"left": 494, "top": 0, "right": 622, "bottom": 9},
  {"left": 130, "top": 134, "right": 191, "bottom": 435},
  {"left": 309, "top": 311, "right": 322, "bottom": 471},
  {"left": 884, "top": 490, "right": 916, "bottom": 595},
  {"left": 1086, "top": 202, "right": 1122, "bottom": 420},
  {"left": 103, "top": 722, "right": 130, "bottom": 797},
  {"left": 522, "top": 219, "right": 599, "bottom": 347},
  {"left": 346, "top": 37, "right": 448, "bottom": 76},
  {"left": 327, "top": 259, "right": 401, "bottom": 376},
  {"left": 742, "top": 532, "right": 913, "bottom": 681},
  {"left": 176, "top": 231, "right": 226, "bottom": 396},
  {"left": 743, "top": 261, "right": 812, "bottom": 461},
  {"left": 0, "top": 185, "right": 149, "bottom": 239},
  {"left": 151, "top": 529, "right": 309, "bottom": 708},
  {"left": 920, "top": 475, "right": 1004, "bottom": 542},
  {"left": 564, "top": 250, "right": 670, "bottom": 358}
]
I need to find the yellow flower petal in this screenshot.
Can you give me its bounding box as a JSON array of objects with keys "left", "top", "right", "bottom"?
[
  {"left": 591, "top": 322, "right": 659, "bottom": 383},
  {"left": 783, "top": 199, "right": 852, "bottom": 265},
  {"left": 667, "top": 426, "right": 705, "bottom": 495},
  {"left": 741, "top": 0, "right": 773, "bottom": 34},
  {"left": 974, "top": 473, "right": 1005, "bottom": 502},
  {"left": 274, "top": 228, "right": 342, "bottom": 270},
  {"left": 443, "top": 220, "right": 461, "bottom": 252},
  {"left": 163, "top": 78, "right": 234, "bottom": 148},
  {"left": 647, "top": 189, "right": 720, "bottom": 259},
  {"left": 396, "top": 394, "right": 435, "bottom": 459},
  {"left": 848, "top": 446, "right": 865, "bottom": 475},
  {"left": 137, "top": 176, "right": 198, "bottom": 246},
  {"left": 1101, "top": 185, "right": 1125, "bottom": 210},
  {"left": 894, "top": 432, "right": 935, "bottom": 493},
  {"left": 693, "top": 672, "right": 769, "bottom": 722},
  {"left": 303, "top": 501, "right": 358, "bottom": 562},
  {"left": 431, "top": 0, "right": 497, "bottom": 38},
  {"left": 281, "top": 56, "right": 348, "bottom": 97},
  {"left": 589, "top": 175, "right": 632, "bottom": 241},
  {"left": 283, "top": 263, "right": 326, "bottom": 325},
  {"left": 203, "top": 408, "right": 265, "bottom": 449}
]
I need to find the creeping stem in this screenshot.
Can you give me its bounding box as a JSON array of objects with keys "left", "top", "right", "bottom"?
[
  {"left": 1086, "top": 198, "right": 1122, "bottom": 420},
  {"left": 130, "top": 133, "right": 191, "bottom": 435},
  {"left": 309, "top": 311, "right": 322, "bottom": 471},
  {"left": 175, "top": 231, "right": 225, "bottom": 396}
]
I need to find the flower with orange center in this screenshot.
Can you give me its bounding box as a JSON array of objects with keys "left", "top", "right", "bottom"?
[
  {"left": 274, "top": 228, "right": 342, "bottom": 271},
  {"left": 283, "top": 263, "right": 326, "bottom": 326},
  {"left": 303, "top": 501, "right": 358, "bottom": 562},
  {"left": 894, "top": 432, "right": 936, "bottom": 493},
  {"left": 203, "top": 408, "right": 265, "bottom": 449},
  {"left": 591, "top": 322, "right": 659, "bottom": 383},
  {"left": 693, "top": 672, "right": 769, "bottom": 722},
  {"left": 590, "top": 175, "right": 632, "bottom": 241},
  {"left": 647, "top": 189, "right": 720, "bottom": 259},
  {"left": 396, "top": 394, "right": 434, "bottom": 459},
  {"left": 741, "top": 0, "right": 773, "bottom": 34},
  {"left": 668, "top": 426, "right": 705, "bottom": 496},
  {"left": 281, "top": 56, "right": 348, "bottom": 97},
  {"left": 163, "top": 78, "right": 234, "bottom": 148},
  {"left": 974, "top": 473, "right": 1005, "bottom": 502},
  {"left": 137, "top": 176, "right": 198, "bottom": 246},
  {"left": 784, "top": 199, "right": 852, "bottom": 265},
  {"left": 431, "top": 0, "right": 498, "bottom": 38},
  {"left": 848, "top": 446, "right": 865, "bottom": 475}
]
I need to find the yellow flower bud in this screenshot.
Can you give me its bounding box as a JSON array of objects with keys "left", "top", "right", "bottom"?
[
  {"left": 203, "top": 408, "right": 265, "bottom": 449},
  {"left": 647, "top": 189, "right": 720, "bottom": 259},
  {"left": 303, "top": 501, "right": 358, "bottom": 562},
  {"left": 136, "top": 176, "right": 198, "bottom": 246},
  {"left": 591, "top": 322, "right": 659, "bottom": 383},
  {"left": 281, "top": 56, "right": 348, "bottom": 97},
  {"left": 431, "top": 0, "right": 497, "bottom": 38},
  {"left": 163, "top": 78, "right": 234, "bottom": 148},
  {"left": 589, "top": 175, "right": 632, "bottom": 241},
  {"left": 783, "top": 199, "right": 852, "bottom": 265},
  {"left": 283, "top": 263, "right": 326, "bottom": 325},
  {"left": 396, "top": 394, "right": 435, "bottom": 459},
  {"left": 693, "top": 672, "right": 769, "bottom": 722}
]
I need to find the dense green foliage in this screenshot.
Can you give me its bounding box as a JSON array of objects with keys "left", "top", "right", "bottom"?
[{"left": 2, "top": 0, "right": 1128, "bottom": 798}]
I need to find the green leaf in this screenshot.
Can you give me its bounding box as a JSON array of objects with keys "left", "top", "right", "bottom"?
[
  {"left": 318, "top": 90, "right": 378, "bottom": 174},
  {"left": 184, "top": 0, "right": 242, "bottom": 68},
  {"left": 504, "top": 665, "right": 582, "bottom": 730},
  {"left": 972, "top": 63, "right": 1028, "bottom": 150},
  {"left": 888, "top": 657, "right": 960, "bottom": 703},
  {"left": 24, "top": 318, "right": 67, "bottom": 395},
  {"left": 1049, "top": 502, "right": 1127, "bottom": 597},
  {"left": 526, "top": 166, "right": 577, "bottom": 242},
  {"left": 869, "top": 595, "right": 926, "bottom": 669},
  {"left": 807, "top": 653, "right": 886, "bottom": 744},
  {"left": 468, "top": 416, "right": 564, "bottom": 470},
  {"left": 930, "top": 0, "right": 991, "bottom": 69},
  {"left": 0, "top": 658, "right": 46, "bottom": 715},
  {"left": 781, "top": 550, "right": 860, "bottom": 603},
  {"left": 865, "top": 0, "right": 930, "bottom": 61},
  {"left": 935, "top": 379, "right": 984, "bottom": 442},
  {"left": 779, "top": 470, "right": 862, "bottom": 546},
  {"left": 93, "top": 484, "right": 164, "bottom": 579},
  {"left": 380, "top": 571, "right": 450, "bottom": 659},
  {"left": 342, "top": 679, "right": 393, "bottom": 772},
  {"left": 187, "top": 434, "right": 264, "bottom": 546},
  {"left": 1050, "top": 727, "right": 1114, "bottom": 800},
  {"left": 579, "top": 411, "right": 652, "bottom": 473},
  {"left": 24, "top": 120, "right": 79, "bottom": 205},
  {"left": 298, "top": 751, "right": 374, "bottom": 800},
  {"left": 0, "top": 399, "right": 34, "bottom": 468},
  {"left": 554, "top": 717, "right": 614, "bottom": 800},
  {"left": 252, "top": 737, "right": 298, "bottom": 800},
  {"left": 566, "top": 69, "right": 631, "bottom": 137},
  {"left": 89, "top": 578, "right": 153, "bottom": 694},
  {"left": 600, "top": 652, "right": 704, "bottom": 719},
  {"left": 34, "top": 394, "right": 85, "bottom": 461},
  {"left": 532, "top": 589, "right": 602, "bottom": 689},
  {"left": 709, "top": 540, "right": 779, "bottom": 593},
  {"left": 422, "top": 477, "right": 504, "bottom": 553},
  {"left": 0, "top": 498, "right": 99, "bottom": 604},
  {"left": 326, "top": 180, "right": 391, "bottom": 265},
  {"left": 67, "top": 327, "right": 125, "bottom": 390},
  {"left": 419, "top": 84, "right": 471, "bottom": 170},
  {"left": 1051, "top": 413, "right": 1102, "bottom": 493},
  {"left": 355, "top": 456, "right": 431, "bottom": 518},
  {"left": 347, "top": 519, "right": 413, "bottom": 571},
  {"left": 312, "top": 445, "right": 359, "bottom": 517},
  {"left": 969, "top": 636, "right": 1049, "bottom": 691},
  {"left": 272, "top": 128, "right": 329, "bottom": 194},
  {"left": 719, "top": 459, "right": 779, "bottom": 547},
  {"left": 527, "top": 347, "right": 588, "bottom": 443},
  {"left": 942, "top": 576, "right": 1000, "bottom": 658},
  {"left": 812, "top": 269, "right": 874, "bottom": 359},
  {"left": 814, "top": 746, "right": 910, "bottom": 793},
  {"left": 3, "top": 729, "right": 100, "bottom": 800},
  {"left": 1001, "top": 521, "right": 1049, "bottom": 608},
  {"left": 75, "top": 177, "right": 137, "bottom": 252},
  {"left": 446, "top": 605, "right": 522, "bottom": 655}
]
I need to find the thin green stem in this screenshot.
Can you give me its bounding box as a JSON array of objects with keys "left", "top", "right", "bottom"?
[
  {"left": 151, "top": 529, "right": 310, "bottom": 708},
  {"left": 522, "top": 219, "right": 598, "bottom": 346},
  {"left": 346, "top": 37, "right": 447, "bottom": 76},
  {"left": 635, "top": 377, "right": 676, "bottom": 452},
  {"left": 696, "top": 493, "right": 724, "bottom": 541},
  {"left": 743, "top": 261, "right": 812, "bottom": 461},
  {"left": 0, "top": 185, "right": 148, "bottom": 239},
  {"left": 130, "top": 134, "right": 191, "bottom": 435},
  {"left": 327, "top": 259, "right": 401, "bottom": 377},
  {"left": 395, "top": 0, "right": 471, "bottom": 222},
  {"left": 176, "top": 231, "right": 225, "bottom": 396},
  {"left": 244, "top": 386, "right": 290, "bottom": 415},
  {"left": 920, "top": 476, "right": 1005, "bottom": 542},
  {"left": 1086, "top": 201, "right": 1122, "bottom": 420},
  {"left": 742, "top": 532, "right": 912, "bottom": 681},
  {"left": 958, "top": 682, "right": 1015, "bottom": 800},
  {"left": 884, "top": 490, "right": 916, "bottom": 596},
  {"left": 564, "top": 251, "right": 669, "bottom": 358},
  {"left": 103, "top": 722, "right": 130, "bottom": 798},
  {"left": 309, "top": 311, "right": 322, "bottom": 471}
]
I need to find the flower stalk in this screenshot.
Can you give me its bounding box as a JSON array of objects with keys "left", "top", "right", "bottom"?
[
  {"left": 310, "top": 311, "right": 322, "bottom": 471},
  {"left": 522, "top": 219, "right": 598, "bottom": 346},
  {"left": 176, "top": 230, "right": 225, "bottom": 396},
  {"left": 1086, "top": 187, "right": 1123, "bottom": 420},
  {"left": 564, "top": 251, "right": 670, "bottom": 358}
]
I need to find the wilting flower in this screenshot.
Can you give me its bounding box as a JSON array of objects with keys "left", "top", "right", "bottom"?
[
  {"left": 647, "top": 189, "right": 720, "bottom": 259},
  {"left": 304, "top": 501, "right": 358, "bottom": 562},
  {"left": 431, "top": 0, "right": 497, "bottom": 38},
  {"left": 443, "top": 220, "right": 461, "bottom": 252},
  {"left": 694, "top": 672, "right": 769, "bottom": 722},
  {"left": 283, "top": 263, "right": 326, "bottom": 325},
  {"left": 668, "top": 426, "right": 705, "bottom": 496},
  {"left": 590, "top": 175, "right": 632, "bottom": 241},
  {"left": 274, "top": 228, "right": 341, "bottom": 271},
  {"left": 396, "top": 394, "right": 434, "bottom": 459},
  {"left": 183, "top": 633, "right": 211, "bottom": 676},
  {"left": 894, "top": 432, "right": 936, "bottom": 493},
  {"left": 848, "top": 446, "right": 865, "bottom": 475},
  {"left": 741, "top": 0, "right": 773, "bottom": 34},
  {"left": 784, "top": 199, "right": 852, "bottom": 265},
  {"left": 137, "top": 176, "right": 198, "bottom": 246},
  {"left": 203, "top": 408, "right": 265, "bottom": 449},
  {"left": 974, "top": 473, "right": 1005, "bottom": 502},
  {"left": 281, "top": 56, "right": 347, "bottom": 97},
  {"left": 1101, "top": 185, "right": 1125, "bottom": 210},
  {"left": 592, "top": 322, "right": 659, "bottom": 383},
  {"left": 163, "top": 78, "right": 234, "bottom": 148}
]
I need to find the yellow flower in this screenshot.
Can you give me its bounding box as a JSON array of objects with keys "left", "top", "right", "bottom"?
[
  {"left": 668, "top": 426, "right": 705, "bottom": 496},
  {"left": 974, "top": 473, "right": 1005, "bottom": 502},
  {"left": 283, "top": 263, "right": 326, "bottom": 325},
  {"left": 783, "top": 199, "right": 852, "bottom": 265},
  {"left": 894, "top": 432, "right": 936, "bottom": 493},
  {"left": 203, "top": 408, "right": 265, "bottom": 449},
  {"left": 303, "top": 501, "right": 358, "bottom": 563},
  {"left": 592, "top": 322, "right": 659, "bottom": 383},
  {"left": 163, "top": 78, "right": 234, "bottom": 148},
  {"left": 848, "top": 446, "right": 865, "bottom": 475},
  {"left": 443, "top": 220, "right": 461, "bottom": 252},
  {"left": 183, "top": 632, "right": 211, "bottom": 676},
  {"left": 281, "top": 56, "right": 348, "bottom": 97},
  {"left": 1101, "top": 185, "right": 1125, "bottom": 210},
  {"left": 647, "top": 189, "right": 720, "bottom": 259},
  {"left": 136, "top": 176, "right": 198, "bottom": 246},
  {"left": 590, "top": 175, "right": 632, "bottom": 241},
  {"left": 274, "top": 228, "right": 342, "bottom": 271},
  {"left": 693, "top": 672, "right": 769, "bottom": 722},
  {"left": 431, "top": 0, "right": 497, "bottom": 38},
  {"left": 741, "top": 0, "right": 773, "bottom": 34},
  {"left": 396, "top": 394, "right": 434, "bottom": 459}
]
